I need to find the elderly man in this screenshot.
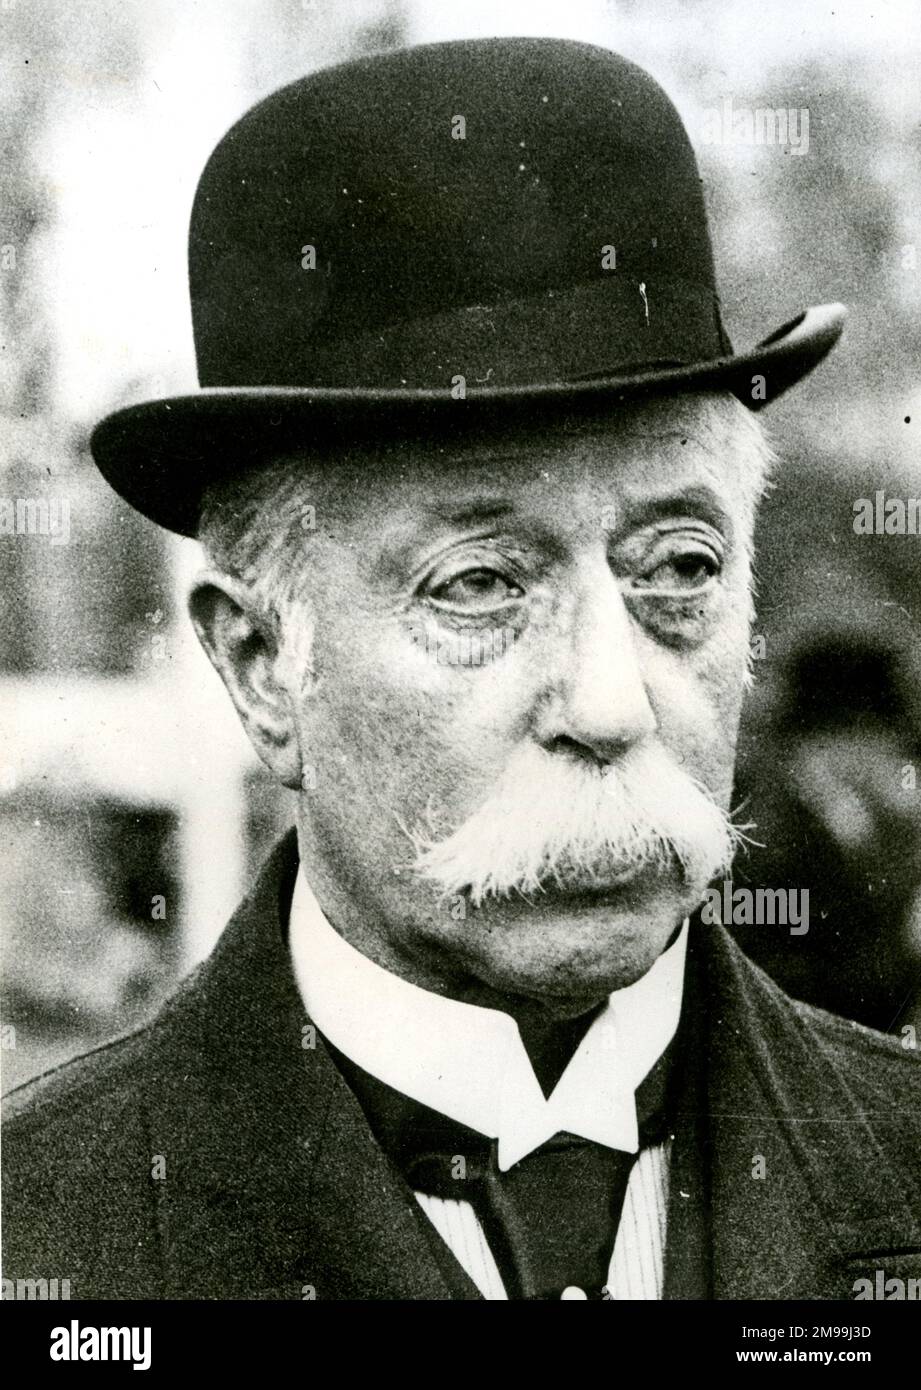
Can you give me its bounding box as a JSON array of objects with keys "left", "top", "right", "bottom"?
[{"left": 3, "top": 37, "right": 919, "bottom": 1302}]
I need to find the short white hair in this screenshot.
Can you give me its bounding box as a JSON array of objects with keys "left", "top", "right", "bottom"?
[{"left": 197, "top": 390, "right": 775, "bottom": 645}]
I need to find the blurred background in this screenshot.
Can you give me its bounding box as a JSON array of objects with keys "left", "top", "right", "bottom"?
[{"left": 1, "top": 0, "right": 919, "bottom": 1092}]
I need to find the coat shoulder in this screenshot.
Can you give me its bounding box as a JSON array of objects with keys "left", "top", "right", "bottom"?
[
  {"left": 1, "top": 1021, "right": 169, "bottom": 1298},
  {"left": 2, "top": 927, "right": 225, "bottom": 1132},
  {"left": 3, "top": 1023, "right": 158, "bottom": 1129},
  {"left": 1, "top": 939, "right": 222, "bottom": 1173},
  {"left": 790, "top": 993, "right": 921, "bottom": 1107},
  {"left": 2, "top": 837, "right": 301, "bottom": 1300},
  {"left": 0, "top": 956, "right": 222, "bottom": 1300},
  {"left": 715, "top": 926, "right": 921, "bottom": 1145}
]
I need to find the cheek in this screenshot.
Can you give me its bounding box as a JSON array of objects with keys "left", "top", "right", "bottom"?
[
  {"left": 640, "top": 610, "right": 749, "bottom": 805},
  {"left": 299, "top": 609, "right": 523, "bottom": 836}
]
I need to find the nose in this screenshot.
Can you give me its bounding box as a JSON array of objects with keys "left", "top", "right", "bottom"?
[{"left": 533, "top": 562, "right": 657, "bottom": 763}]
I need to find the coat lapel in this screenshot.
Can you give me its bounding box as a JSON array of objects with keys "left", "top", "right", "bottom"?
[
  {"left": 144, "top": 831, "right": 467, "bottom": 1299},
  {"left": 694, "top": 923, "right": 921, "bottom": 1299}
]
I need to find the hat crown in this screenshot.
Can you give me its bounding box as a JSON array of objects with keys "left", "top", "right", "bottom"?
[{"left": 189, "top": 37, "right": 729, "bottom": 390}]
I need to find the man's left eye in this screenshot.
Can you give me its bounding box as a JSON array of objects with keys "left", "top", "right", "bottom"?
[
  {"left": 634, "top": 552, "right": 720, "bottom": 591},
  {"left": 428, "top": 568, "right": 524, "bottom": 610}
]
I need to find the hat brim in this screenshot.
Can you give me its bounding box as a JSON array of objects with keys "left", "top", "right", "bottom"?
[{"left": 91, "top": 303, "right": 845, "bottom": 537}]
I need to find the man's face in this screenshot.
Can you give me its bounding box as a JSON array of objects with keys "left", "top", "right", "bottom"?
[{"left": 245, "top": 400, "right": 756, "bottom": 1011}]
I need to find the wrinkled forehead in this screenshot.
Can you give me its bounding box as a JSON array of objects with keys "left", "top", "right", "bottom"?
[{"left": 288, "top": 393, "right": 754, "bottom": 534}]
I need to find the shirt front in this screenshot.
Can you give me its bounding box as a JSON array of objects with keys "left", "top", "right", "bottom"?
[{"left": 288, "top": 868, "right": 688, "bottom": 1298}]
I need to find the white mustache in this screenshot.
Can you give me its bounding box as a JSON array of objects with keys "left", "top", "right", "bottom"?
[{"left": 409, "top": 742, "right": 739, "bottom": 907}]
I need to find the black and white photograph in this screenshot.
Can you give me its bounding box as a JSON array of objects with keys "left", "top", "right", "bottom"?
[{"left": 1, "top": 0, "right": 919, "bottom": 1352}]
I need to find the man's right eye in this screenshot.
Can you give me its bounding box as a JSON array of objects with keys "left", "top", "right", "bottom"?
[{"left": 427, "top": 568, "right": 524, "bottom": 612}]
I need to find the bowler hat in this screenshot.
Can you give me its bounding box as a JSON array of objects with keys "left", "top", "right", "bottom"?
[{"left": 91, "top": 37, "right": 845, "bottom": 537}]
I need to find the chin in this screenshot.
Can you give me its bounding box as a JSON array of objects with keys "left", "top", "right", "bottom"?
[{"left": 453, "top": 875, "right": 697, "bottom": 1009}]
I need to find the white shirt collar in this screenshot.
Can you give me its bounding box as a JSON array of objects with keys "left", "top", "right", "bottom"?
[{"left": 288, "top": 868, "right": 688, "bottom": 1171}]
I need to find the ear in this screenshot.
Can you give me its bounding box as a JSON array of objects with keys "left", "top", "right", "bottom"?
[{"left": 188, "top": 571, "right": 305, "bottom": 790}]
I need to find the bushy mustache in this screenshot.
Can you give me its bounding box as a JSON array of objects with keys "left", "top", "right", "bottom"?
[{"left": 407, "top": 742, "right": 741, "bottom": 907}]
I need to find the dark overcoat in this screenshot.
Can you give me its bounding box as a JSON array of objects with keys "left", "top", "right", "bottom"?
[{"left": 3, "top": 832, "right": 919, "bottom": 1300}]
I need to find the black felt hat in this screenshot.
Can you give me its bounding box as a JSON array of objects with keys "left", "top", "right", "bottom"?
[{"left": 91, "top": 37, "right": 845, "bottom": 536}]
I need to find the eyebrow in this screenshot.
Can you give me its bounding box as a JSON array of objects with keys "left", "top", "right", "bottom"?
[
  {"left": 370, "top": 499, "right": 525, "bottom": 581},
  {"left": 619, "top": 484, "right": 732, "bottom": 534},
  {"left": 422, "top": 499, "right": 517, "bottom": 527}
]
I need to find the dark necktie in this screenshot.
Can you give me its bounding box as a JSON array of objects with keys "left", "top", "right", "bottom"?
[{"left": 324, "top": 1032, "right": 675, "bottom": 1300}]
